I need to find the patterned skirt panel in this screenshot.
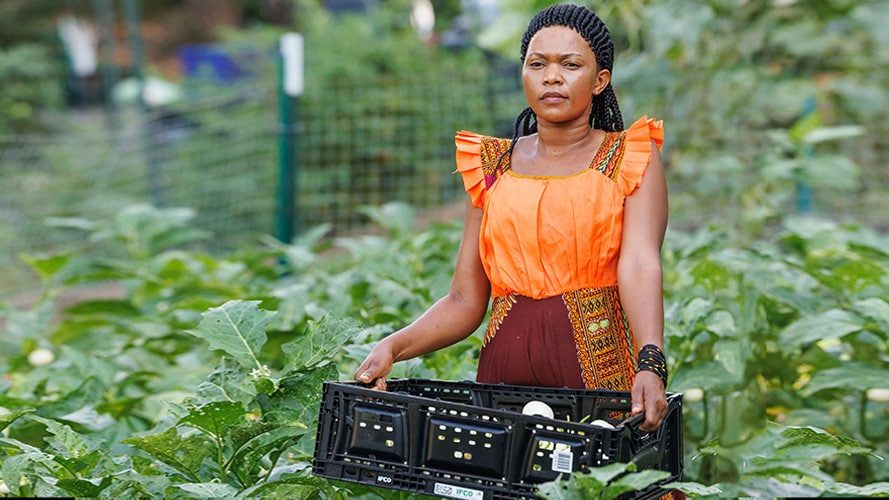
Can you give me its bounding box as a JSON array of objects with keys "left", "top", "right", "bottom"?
[{"left": 476, "top": 286, "right": 638, "bottom": 391}]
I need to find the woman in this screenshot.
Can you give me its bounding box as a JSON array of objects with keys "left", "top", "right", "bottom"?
[{"left": 356, "top": 3, "right": 669, "bottom": 432}]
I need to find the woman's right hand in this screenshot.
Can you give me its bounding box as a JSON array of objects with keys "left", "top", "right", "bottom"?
[{"left": 354, "top": 340, "right": 395, "bottom": 391}]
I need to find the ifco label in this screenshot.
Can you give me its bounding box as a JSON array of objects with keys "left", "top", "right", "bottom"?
[{"left": 433, "top": 482, "right": 485, "bottom": 499}]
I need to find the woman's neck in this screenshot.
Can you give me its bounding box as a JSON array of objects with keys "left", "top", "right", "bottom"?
[{"left": 533, "top": 121, "right": 597, "bottom": 158}]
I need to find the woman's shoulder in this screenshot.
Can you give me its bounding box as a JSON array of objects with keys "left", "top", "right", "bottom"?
[
  {"left": 455, "top": 131, "right": 513, "bottom": 207},
  {"left": 622, "top": 116, "right": 663, "bottom": 151},
  {"left": 456, "top": 131, "right": 512, "bottom": 180},
  {"left": 612, "top": 116, "right": 664, "bottom": 195},
  {"left": 456, "top": 131, "right": 512, "bottom": 155}
]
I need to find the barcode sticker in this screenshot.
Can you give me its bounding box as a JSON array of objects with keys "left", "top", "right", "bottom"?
[{"left": 552, "top": 449, "right": 574, "bottom": 474}]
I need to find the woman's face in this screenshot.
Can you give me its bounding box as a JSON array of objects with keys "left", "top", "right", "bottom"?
[{"left": 522, "top": 26, "right": 611, "bottom": 126}]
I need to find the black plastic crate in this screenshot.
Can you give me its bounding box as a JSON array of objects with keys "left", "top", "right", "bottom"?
[{"left": 312, "top": 378, "right": 683, "bottom": 500}]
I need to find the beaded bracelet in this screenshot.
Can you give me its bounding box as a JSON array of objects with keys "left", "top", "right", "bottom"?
[{"left": 637, "top": 344, "right": 668, "bottom": 388}]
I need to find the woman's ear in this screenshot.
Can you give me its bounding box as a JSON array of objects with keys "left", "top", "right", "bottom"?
[{"left": 593, "top": 68, "right": 611, "bottom": 96}]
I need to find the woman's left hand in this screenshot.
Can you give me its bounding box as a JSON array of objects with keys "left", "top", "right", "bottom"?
[{"left": 630, "top": 370, "right": 667, "bottom": 432}]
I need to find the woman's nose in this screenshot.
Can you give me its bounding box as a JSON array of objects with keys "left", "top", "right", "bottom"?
[{"left": 543, "top": 64, "right": 562, "bottom": 84}]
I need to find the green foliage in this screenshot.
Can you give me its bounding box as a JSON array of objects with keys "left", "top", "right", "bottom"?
[
  {"left": 1, "top": 200, "right": 887, "bottom": 498},
  {"left": 536, "top": 462, "right": 671, "bottom": 499},
  {"left": 0, "top": 43, "right": 62, "bottom": 135}
]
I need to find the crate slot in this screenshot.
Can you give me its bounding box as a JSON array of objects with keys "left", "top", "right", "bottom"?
[
  {"left": 342, "top": 403, "right": 408, "bottom": 463},
  {"left": 521, "top": 429, "right": 590, "bottom": 483},
  {"left": 423, "top": 415, "right": 511, "bottom": 478}
]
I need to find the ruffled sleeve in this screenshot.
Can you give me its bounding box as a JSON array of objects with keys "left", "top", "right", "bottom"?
[
  {"left": 455, "top": 131, "right": 487, "bottom": 208},
  {"left": 617, "top": 116, "right": 664, "bottom": 196}
]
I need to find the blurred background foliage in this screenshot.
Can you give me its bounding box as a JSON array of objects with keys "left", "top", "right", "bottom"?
[
  {"left": 1, "top": 0, "right": 885, "bottom": 242},
  {"left": 1, "top": 0, "right": 888, "bottom": 497}
]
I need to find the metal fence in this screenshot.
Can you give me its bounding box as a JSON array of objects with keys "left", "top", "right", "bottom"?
[
  {"left": 3, "top": 54, "right": 888, "bottom": 298},
  {"left": 0, "top": 61, "right": 525, "bottom": 296}
]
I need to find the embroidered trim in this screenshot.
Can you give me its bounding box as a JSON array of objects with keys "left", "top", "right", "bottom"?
[
  {"left": 480, "top": 136, "right": 512, "bottom": 189},
  {"left": 484, "top": 293, "right": 517, "bottom": 346},
  {"left": 590, "top": 131, "right": 627, "bottom": 181},
  {"left": 563, "top": 286, "right": 637, "bottom": 391}
]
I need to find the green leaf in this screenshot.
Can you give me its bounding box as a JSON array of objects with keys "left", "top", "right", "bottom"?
[
  {"left": 739, "top": 478, "right": 822, "bottom": 498},
  {"left": 18, "top": 252, "right": 72, "bottom": 283},
  {"left": 802, "top": 363, "right": 889, "bottom": 396},
  {"left": 282, "top": 315, "right": 358, "bottom": 371},
  {"left": 121, "top": 426, "right": 212, "bottom": 482},
  {"left": 227, "top": 424, "right": 308, "bottom": 476},
  {"left": 256, "top": 364, "right": 337, "bottom": 425},
  {"left": 778, "top": 309, "right": 863, "bottom": 348},
  {"left": 174, "top": 482, "right": 240, "bottom": 497},
  {"left": 28, "top": 415, "right": 101, "bottom": 459},
  {"left": 664, "top": 481, "right": 724, "bottom": 497},
  {"left": 177, "top": 401, "right": 246, "bottom": 437},
  {"left": 187, "top": 300, "right": 276, "bottom": 369},
  {"left": 827, "top": 482, "right": 889, "bottom": 497},
  {"left": 603, "top": 469, "right": 671, "bottom": 500},
  {"left": 852, "top": 297, "right": 889, "bottom": 333},
  {"left": 778, "top": 426, "right": 871, "bottom": 455},
  {"left": 705, "top": 310, "right": 736, "bottom": 338},
  {"left": 55, "top": 476, "right": 113, "bottom": 497},
  {"left": 713, "top": 340, "right": 747, "bottom": 383},
  {"left": 0, "top": 407, "right": 34, "bottom": 432},
  {"left": 241, "top": 477, "right": 335, "bottom": 500},
  {"left": 194, "top": 358, "right": 257, "bottom": 406},
  {"left": 0, "top": 448, "right": 61, "bottom": 496},
  {"left": 802, "top": 125, "right": 865, "bottom": 144},
  {"left": 668, "top": 362, "right": 735, "bottom": 392},
  {"left": 358, "top": 201, "right": 415, "bottom": 236},
  {"left": 573, "top": 462, "right": 634, "bottom": 488}
]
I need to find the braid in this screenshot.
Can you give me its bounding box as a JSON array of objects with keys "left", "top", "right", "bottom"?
[{"left": 505, "top": 3, "right": 624, "bottom": 158}]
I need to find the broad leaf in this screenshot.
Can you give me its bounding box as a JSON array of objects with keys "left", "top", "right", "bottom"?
[
  {"left": 668, "top": 362, "right": 735, "bottom": 392},
  {"left": 802, "top": 363, "right": 889, "bottom": 396},
  {"left": 778, "top": 309, "right": 863, "bottom": 348},
  {"left": 664, "top": 481, "right": 724, "bottom": 497},
  {"left": 256, "top": 364, "right": 337, "bottom": 425},
  {"left": 194, "top": 358, "right": 257, "bottom": 405},
  {"left": 241, "top": 479, "right": 333, "bottom": 500},
  {"left": 177, "top": 401, "right": 245, "bottom": 437},
  {"left": 0, "top": 449, "right": 61, "bottom": 496},
  {"left": 55, "top": 476, "right": 113, "bottom": 497},
  {"left": 0, "top": 407, "right": 34, "bottom": 432},
  {"left": 603, "top": 469, "right": 671, "bottom": 500},
  {"left": 713, "top": 339, "right": 748, "bottom": 383},
  {"left": 187, "top": 300, "right": 276, "bottom": 369},
  {"left": 228, "top": 425, "right": 308, "bottom": 476},
  {"left": 19, "top": 252, "right": 72, "bottom": 283},
  {"left": 122, "top": 427, "right": 211, "bottom": 482},
  {"left": 827, "top": 482, "right": 889, "bottom": 497},
  {"left": 282, "top": 315, "right": 358, "bottom": 371},
  {"left": 28, "top": 415, "right": 102, "bottom": 464},
  {"left": 174, "top": 482, "right": 240, "bottom": 497}
]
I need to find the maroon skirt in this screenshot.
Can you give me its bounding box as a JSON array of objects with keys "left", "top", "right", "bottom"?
[{"left": 476, "top": 286, "right": 638, "bottom": 391}]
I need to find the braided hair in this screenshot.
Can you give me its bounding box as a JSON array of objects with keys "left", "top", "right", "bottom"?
[{"left": 504, "top": 4, "right": 624, "bottom": 163}]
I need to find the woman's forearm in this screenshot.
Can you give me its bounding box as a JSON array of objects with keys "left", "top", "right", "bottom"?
[
  {"left": 617, "top": 258, "right": 665, "bottom": 350},
  {"left": 383, "top": 292, "right": 489, "bottom": 362}
]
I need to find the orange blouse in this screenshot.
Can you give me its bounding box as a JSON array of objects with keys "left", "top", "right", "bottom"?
[{"left": 455, "top": 116, "right": 664, "bottom": 299}]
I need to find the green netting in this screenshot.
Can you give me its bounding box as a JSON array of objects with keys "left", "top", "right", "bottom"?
[
  {"left": 0, "top": 67, "right": 525, "bottom": 295},
  {"left": 2, "top": 57, "right": 887, "bottom": 297}
]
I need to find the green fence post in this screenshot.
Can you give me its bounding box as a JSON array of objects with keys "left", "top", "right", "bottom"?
[
  {"left": 276, "top": 33, "right": 303, "bottom": 244},
  {"left": 796, "top": 96, "right": 817, "bottom": 214},
  {"left": 93, "top": 0, "right": 120, "bottom": 127},
  {"left": 122, "top": 0, "right": 164, "bottom": 207}
]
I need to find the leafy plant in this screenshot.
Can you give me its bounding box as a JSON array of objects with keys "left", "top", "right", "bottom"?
[{"left": 0, "top": 43, "right": 61, "bottom": 135}]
